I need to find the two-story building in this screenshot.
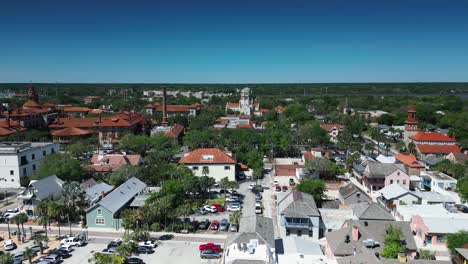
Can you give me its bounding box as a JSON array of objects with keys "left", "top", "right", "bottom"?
[
  {"left": 178, "top": 148, "right": 236, "bottom": 182},
  {"left": 338, "top": 183, "right": 371, "bottom": 205},
  {"left": 420, "top": 171, "right": 457, "bottom": 192},
  {"left": 86, "top": 177, "right": 147, "bottom": 229},
  {"left": 0, "top": 142, "right": 60, "bottom": 188},
  {"left": 320, "top": 123, "right": 345, "bottom": 143},
  {"left": 363, "top": 162, "right": 409, "bottom": 192},
  {"left": 18, "top": 175, "right": 64, "bottom": 216},
  {"left": 277, "top": 190, "right": 321, "bottom": 240}
]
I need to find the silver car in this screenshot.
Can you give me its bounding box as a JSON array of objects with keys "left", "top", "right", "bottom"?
[{"left": 219, "top": 219, "right": 229, "bottom": 231}]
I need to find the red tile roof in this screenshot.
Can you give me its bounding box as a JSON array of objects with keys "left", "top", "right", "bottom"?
[
  {"left": 63, "top": 107, "right": 92, "bottom": 112},
  {"left": 146, "top": 102, "right": 200, "bottom": 112},
  {"left": 23, "top": 100, "right": 41, "bottom": 108},
  {"left": 274, "top": 106, "right": 285, "bottom": 113},
  {"left": 410, "top": 132, "right": 456, "bottom": 142},
  {"left": 226, "top": 102, "right": 240, "bottom": 108},
  {"left": 165, "top": 124, "right": 184, "bottom": 138},
  {"left": 274, "top": 164, "right": 304, "bottom": 177},
  {"left": 85, "top": 96, "right": 101, "bottom": 99},
  {"left": 49, "top": 112, "right": 144, "bottom": 129},
  {"left": 416, "top": 144, "right": 461, "bottom": 154},
  {"left": 179, "top": 148, "right": 236, "bottom": 164},
  {"left": 85, "top": 154, "right": 142, "bottom": 172},
  {"left": 320, "top": 124, "right": 345, "bottom": 132},
  {"left": 50, "top": 127, "right": 94, "bottom": 136},
  {"left": 395, "top": 153, "right": 425, "bottom": 168},
  {"left": 257, "top": 108, "right": 269, "bottom": 113},
  {"left": 89, "top": 109, "right": 106, "bottom": 115},
  {"left": 0, "top": 120, "right": 26, "bottom": 135},
  {"left": 303, "top": 152, "right": 314, "bottom": 160},
  {"left": 0, "top": 127, "right": 16, "bottom": 136}
]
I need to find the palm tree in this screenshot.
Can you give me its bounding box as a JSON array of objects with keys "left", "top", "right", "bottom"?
[
  {"left": 33, "top": 235, "right": 47, "bottom": 255},
  {"left": 47, "top": 201, "right": 64, "bottom": 238},
  {"left": 60, "top": 181, "right": 84, "bottom": 235},
  {"left": 408, "top": 142, "right": 417, "bottom": 154},
  {"left": 11, "top": 213, "right": 28, "bottom": 243},
  {"left": 0, "top": 211, "right": 11, "bottom": 239},
  {"left": 176, "top": 204, "right": 192, "bottom": 231},
  {"left": 23, "top": 247, "right": 36, "bottom": 264},
  {"left": 0, "top": 252, "right": 14, "bottom": 264},
  {"left": 35, "top": 200, "right": 50, "bottom": 238}
]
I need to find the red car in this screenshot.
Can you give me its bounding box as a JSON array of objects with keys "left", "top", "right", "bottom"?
[
  {"left": 199, "top": 243, "right": 222, "bottom": 252},
  {"left": 210, "top": 220, "right": 219, "bottom": 230},
  {"left": 210, "top": 203, "right": 225, "bottom": 212}
]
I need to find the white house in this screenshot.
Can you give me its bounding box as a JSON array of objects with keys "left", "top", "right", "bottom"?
[
  {"left": 0, "top": 142, "right": 60, "bottom": 188},
  {"left": 179, "top": 148, "right": 236, "bottom": 182},
  {"left": 420, "top": 171, "right": 457, "bottom": 192}
]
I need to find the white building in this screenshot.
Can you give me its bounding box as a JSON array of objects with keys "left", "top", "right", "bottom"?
[
  {"left": 225, "top": 87, "right": 261, "bottom": 116},
  {"left": 420, "top": 171, "right": 457, "bottom": 192},
  {"left": 178, "top": 148, "right": 236, "bottom": 182},
  {"left": 0, "top": 142, "right": 60, "bottom": 188}
]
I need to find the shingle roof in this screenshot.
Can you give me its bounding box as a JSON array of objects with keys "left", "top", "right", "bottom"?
[
  {"left": 85, "top": 182, "right": 114, "bottom": 200},
  {"left": 326, "top": 220, "right": 417, "bottom": 256},
  {"left": 30, "top": 175, "right": 64, "bottom": 201},
  {"left": 179, "top": 148, "right": 236, "bottom": 164},
  {"left": 366, "top": 163, "right": 406, "bottom": 179},
  {"left": 422, "top": 217, "right": 468, "bottom": 234},
  {"left": 93, "top": 177, "right": 147, "bottom": 214},
  {"left": 226, "top": 216, "right": 275, "bottom": 248},
  {"left": 379, "top": 183, "right": 414, "bottom": 200},
  {"left": 412, "top": 191, "right": 455, "bottom": 203},
  {"left": 420, "top": 154, "right": 445, "bottom": 166},
  {"left": 278, "top": 190, "right": 320, "bottom": 218},
  {"left": 351, "top": 202, "right": 394, "bottom": 221},
  {"left": 455, "top": 248, "right": 468, "bottom": 260}
]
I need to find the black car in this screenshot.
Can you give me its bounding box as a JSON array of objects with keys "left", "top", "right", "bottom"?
[
  {"left": 198, "top": 219, "right": 210, "bottom": 229},
  {"left": 107, "top": 239, "right": 122, "bottom": 249},
  {"left": 135, "top": 246, "right": 154, "bottom": 254},
  {"left": 125, "top": 257, "right": 144, "bottom": 264},
  {"left": 50, "top": 249, "right": 71, "bottom": 258},
  {"left": 200, "top": 250, "right": 221, "bottom": 259}
]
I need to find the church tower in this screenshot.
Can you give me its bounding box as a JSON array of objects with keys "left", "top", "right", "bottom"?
[
  {"left": 27, "top": 83, "right": 39, "bottom": 103},
  {"left": 404, "top": 104, "right": 419, "bottom": 141},
  {"left": 239, "top": 87, "right": 252, "bottom": 115}
]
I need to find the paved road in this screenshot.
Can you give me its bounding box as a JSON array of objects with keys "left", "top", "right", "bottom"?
[{"left": 239, "top": 181, "right": 256, "bottom": 233}]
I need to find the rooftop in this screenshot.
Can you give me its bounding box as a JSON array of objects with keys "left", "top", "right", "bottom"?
[
  {"left": 421, "top": 171, "right": 457, "bottom": 182},
  {"left": 278, "top": 189, "right": 320, "bottom": 218},
  {"left": 379, "top": 183, "right": 414, "bottom": 200},
  {"left": 351, "top": 202, "right": 394, "bottom": 221},
  {"left": 0, "top": 142, "right": 56, "bottom": 154},
  {"left": 410, "top": 132, "right": 456, "bottom": 142},
  {"left": 422, "top": 217, "right": 468, "bottom": 234},
  {"left": 179, "top": 148, "right": 236, "bottom": 164},
  {"left": 395, "top": 153, "right": 425, "bottom": 168},
  {"left": 416, "top": 144, "right": 461, "bottom": 154}
]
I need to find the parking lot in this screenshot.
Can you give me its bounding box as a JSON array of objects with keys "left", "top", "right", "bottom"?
[{"left": 62, "top": 237, "right": 221, "bottom": 264}]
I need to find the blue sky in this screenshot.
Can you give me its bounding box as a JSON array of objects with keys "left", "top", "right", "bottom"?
[{"left": 1, "top": 0, "right": 468, "bottom": 83}]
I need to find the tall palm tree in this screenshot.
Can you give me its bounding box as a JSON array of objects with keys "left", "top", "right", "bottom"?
[
  {"left": 0, "top": 211, "right": 11, "bottom": 239},
  {"left": 11, "top": 213, "right": 28, "bottom": 243},
  {"left": 47, "top": 201, "right": 64, "bottom": 238},
  {"left": 35, "top": 200, "right": 50, "bottom": 238},
  {"left": 60, "top": 181, "right": 84, "bottom": 235},
  {"left": 23, "top": 247, "right": 36, "bottom": 264}
]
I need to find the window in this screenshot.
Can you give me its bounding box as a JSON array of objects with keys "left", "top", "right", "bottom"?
[
  {"left": 397, "top": 172, "right": 400, "bottom": 176},
  {"left": 390, "top": 180, "right": 394, "bottom": 184},
  {"left": 10, "top": 170, "right": 14, "bottom": 175},
  {"left": 224, "top": 166, "right": 230, "bottom": 170},
  {"left": 403, "top": 180, "right": 406, "bottom": 185},
  {"left": 43, "top": 150, "right": 46, "bottom": 156},
  {"left": 95, "top": 218, "right": 105, "bottom": 225},
  {"left": 192, "top": 166, "right": 199, "bottom": 171},
  {"left": 23, "top": 168, "right": 27, "bottom": 176},
  {"left": 97, "top": 209, "right": 102, "bottom": 215},
  {"left": 32, "top": 165, "right": 36, "bottom": 171},
  {"left": 51, "top": 148, "right": 55, "bottom": 154},
  {"left": 397, "top": 180, "right": 400, "bottom": 184},
  {"left": 32, "top": 154, "right": 35, "bottom": 160},
  {"left": 436, "top": 235, "right": 445, "bottom": 243}
]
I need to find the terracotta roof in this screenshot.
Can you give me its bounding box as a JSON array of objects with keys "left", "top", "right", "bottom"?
[
  {"left": 257, "top": 108, "right": 269, "bottom": 113},
  {"left": 42, "top": 102, "right": 55, "bottom": 107},
  {"left": 63, "top": 107, "right": 92, "bottom": 112},
  {"left": 320, "top": 123, "right": 345, "bottom": 132},
  {"left": 179, "top": 148, "right": 236, "bottom": 164},
  {"left": 49, "top": 112, "right": 144, "bottom": 129},
  {"left": 226, "top": 102, "right": 240, "bottom": 108},
  {"left": 50, "top": 127, "right": 94, "bottom": 136},
  {"left": 165, "top": 124, "right": 184, "bottom": 138},
  {"left": 89, "top": 109, "right": 105, "bottom": 115},
  {"left": 395, "top": 153, "right": 425, "bottom": 168},
  {"left": 85, "top": 96, "right": 101, "bottom": 99},
  {"left": 86, "top": 154, "right": 142, "bottom": 172},
  {"left": 417, "top": 144, "right": 461, "bottom": 154},
  {"left": 274, "top": 106, "right": 285, "bottom": 113},
  {"left": 238, "top": 115, "right": 252, "bottom": 119},
  {"left": 23, "top": 100, "right": 40, "bottom": 107},
  {"left": 0, "top": 127, "right": 16, "bottom": 136},
  {"left": 274, "top": 164, "right": 304, "bottom": 177},
  {"left": 146, "top": 102, "right": 200, "bottom": 112},
  {"left": 0, "top": 120, "right": 26, "bottom": 135},
  {"left": 303, "top": 152, "right": 314, "bottom": 160},
  {"left": 239, "top": 163, "right": 248, "bottom": 169},
  {"left": 410, "top": 132, "right": 456, "bottom": 142}
]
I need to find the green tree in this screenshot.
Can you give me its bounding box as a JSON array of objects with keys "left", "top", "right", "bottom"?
[
  {"left": 381, "top": 225, "right": 405, "bottom": 259},
  {"left": 202, "top": 166, "right": 210, "bottom": 177},
  {"left": 229, "top": 211, "right": 241, "bottom": 225},
  {"left": 33, "top": 235, "right": 48, "bottom": 255},
  {"left": 304, "top": 157, "right": 334, "bottom": 179},
  {"left": 457, "top": 177, "right": 468, "bottom": 202},
  {"left": 60, "top": 181, "right": 84, "bottom": 235},
  {"left": 36, "top": 200, "right": 50, "bottom": 238},
  {"left": 447, "top": 230, "right": 468, "bottom": 253},
  {"left": 418, "top": 249, "right": 435, "bottom": 260},
  {"left": 47, "top": 201, "right": 64, "bottom": 238},
  {"left": 92, "top": 253, "right": 125, "bottom": 264},
  {"left": 296, "top": 179, "right": 326, "bottom": 202},
  {"left": 33, "top": 153, "right": 87, "bottom": 182},
  {"left": 10, "top": 213, "right": 28, "bottom": 243},
  {"left": 381, "top": 243, "right": 404, "bottom": 259},
  {"left": 0, "top": 252, "right": 14, "bottom": 264},
  {"left": 23, "top": 247, "right": 36, "bottom": 264}
]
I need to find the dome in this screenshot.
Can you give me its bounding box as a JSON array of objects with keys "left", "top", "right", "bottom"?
[{"left": 241, "top": 87, "right": 251, "bottom": 94}]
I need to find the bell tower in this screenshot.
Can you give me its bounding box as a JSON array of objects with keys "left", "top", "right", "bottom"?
[
  {"left": 27, "top": 83, "right": 39, "bottom": 103},
  {"left": 404, "top": 104, "right": 419, "bottom": 141}
]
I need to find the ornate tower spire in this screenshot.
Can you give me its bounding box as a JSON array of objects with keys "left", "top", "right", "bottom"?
[
  {"left": 404, "top": 104, "right": 418, "bottom": 131},
  {"left": 27, "top": 82, "right": 39, "bottom": 103}
]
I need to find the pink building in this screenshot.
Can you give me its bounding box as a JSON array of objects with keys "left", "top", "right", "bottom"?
[
  {"left": 384, "top": 169, "right": 410, "bottom": 189},
  {"left": 363, "top": 162, "right": 410, "bottom": 191},
  {"left": 411, "top": 214, "right": 468, "bottom": 246}
]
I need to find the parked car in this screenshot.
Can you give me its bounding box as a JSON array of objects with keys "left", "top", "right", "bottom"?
[
  {"left": 102, "top": 247, "right": 117, "bottom": 254},
  {"left": 227, "top": 204, "right": 241, "bottom": 212},
  {"left": 249, "top": 183, "right": 255, "bottom": 190},
  {"left": 60, "top": 237, "right": 83, "bottom": 247},
  {"left": 199, "top": 207, "right": 208, "bottom": 215},
  {"left": 203, "top": 205, "right": 217, "bottom": 213},
  {"left": 191, "top": 220, "right": 200, "bottom": 231},
  {"left": 107, "top": 238, "right": 122, "bottom": 249},
  {"left": 3, "top": 240, "right": 17, "bottom": 251},
  {"left": 255, "top": 201, "right": 262, "bottom": 207},
  {"left": 198, "top": 243, "right": 222, "bottom": 252},
  {"left": 275, "top": 186, "right": 281, "bottom": 192},
  {"left": 138, "top": 241, "right": 156, "bottom": 248},
  {"left": 51, "top": 249, "right": 71, "bottom": 258},
  {"left": 227, "top": 189, "right": 238, "bottom": 195},
  {"left": 229, "top": 224, "right": 239, "bottom": 232},
  {"left": 135, "top": 246, "right": 154, "bottom": 254},
  {"left": 225, "top": 196, "right": 239, "bottom": 202},
  {"left": 282, "top": 186, "right": 288, "bottom": 192},
  {"left": 219, "top": 219, "right": 229, "bottom": 231},
  {"left": 125, "top": 257, "right": 144, "bottom": 264},
  {"left": 58, "top": 244, "right": 74, "bottom": 253},
  {"left": 255, "top": 206, "right": 263, "bottom": 214},
  {"left": 255, "top": 192, "right": 262, "bottom": 200},
  {"left": 198, "top": 219, "right": 211, "bottom": 229},
  {"left": 210, "top": 204, "right": 224, "bottom": 212},
  {"left": 210, "top": 220, "right": 219, "bottom": 230},
  {"left": 6, "top": 208, "right": 19, "bottom": 214},
  {"left": 41, "top": 254, "right": 62, "bottom": 264},
  {"left": 200, "top": 250, "right": 221, "bottom": 259}
]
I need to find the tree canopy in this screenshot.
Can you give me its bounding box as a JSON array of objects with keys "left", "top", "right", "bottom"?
[{"left": 33, "top": 153, "right": 87, "bottom": 182}]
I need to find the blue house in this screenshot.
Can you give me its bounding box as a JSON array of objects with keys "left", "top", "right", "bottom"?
[{"left": 86, "top": 177, "right": 147, "bottom": 230}]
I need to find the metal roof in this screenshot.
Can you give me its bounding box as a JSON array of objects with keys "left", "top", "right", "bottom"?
[
  {"left": 94, "top": 177, "right": 147, "bottom": 214},
  {"left": 278, "top": 189, "right": 320, "bottom": 218},
  {"left": 30, "top": 175, "right": 64, "bottom": 201}
]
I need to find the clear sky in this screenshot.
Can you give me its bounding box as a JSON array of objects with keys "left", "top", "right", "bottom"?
[{"left": 1, "top": 0, "right": 468, "bottom": 83}]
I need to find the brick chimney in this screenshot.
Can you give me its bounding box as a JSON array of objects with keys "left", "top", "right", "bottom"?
[
  {"left": 161, "top": 86, "right": 168, "bottom": 127},
  {"left": 352, "top": 225, "right": 360, "bottom": 241}
]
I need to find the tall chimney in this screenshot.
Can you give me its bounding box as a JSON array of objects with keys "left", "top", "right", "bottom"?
[
  {"left": 352, "top": 225, "right": 360, "bottom": 241},
  {"left": 161, "top": 86, "right": 168, "bottom": 127}
]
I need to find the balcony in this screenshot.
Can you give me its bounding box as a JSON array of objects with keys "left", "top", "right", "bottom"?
[{"left": 285, "top": 218, "right": 311, "bottom": 229}]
